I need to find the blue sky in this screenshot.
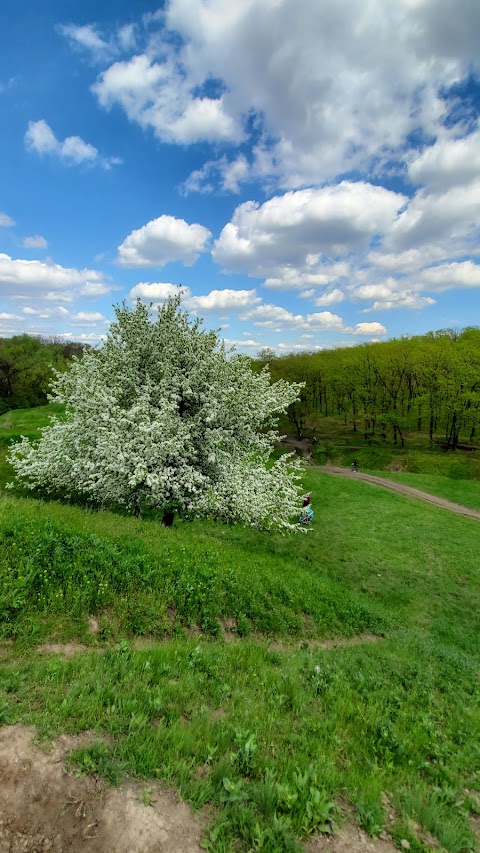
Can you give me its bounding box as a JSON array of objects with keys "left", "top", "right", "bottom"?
[{"left": 1, "top": 0, "right": 479, "bottom": 353}]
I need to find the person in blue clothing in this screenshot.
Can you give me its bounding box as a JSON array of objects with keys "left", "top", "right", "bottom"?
[{"left": 300, "top": 494, "right": 314, "bottom": 524}]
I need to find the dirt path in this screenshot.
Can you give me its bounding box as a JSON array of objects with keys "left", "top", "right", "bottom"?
[
  {"left": 318, "top": 465, "right": 480, "bottom": 520},
  {"left": 279, "top": 437, "right": 480, "bottom": 520},
  {"left": 0, "top": 725, "right": 203, "bottom": 853}
]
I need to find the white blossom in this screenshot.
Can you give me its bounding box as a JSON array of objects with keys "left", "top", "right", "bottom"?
[{"left": 8, "top": 296, "right": 304, "bottom": 530}]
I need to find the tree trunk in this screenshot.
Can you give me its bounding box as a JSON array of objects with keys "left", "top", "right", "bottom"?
[{"left": 162, "top": 509, "right": 175, "bottom": 527}]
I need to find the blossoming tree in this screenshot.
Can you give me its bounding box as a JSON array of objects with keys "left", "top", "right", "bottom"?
[{"left": 9, "top": 296, "right": 305, "bottom": 530}]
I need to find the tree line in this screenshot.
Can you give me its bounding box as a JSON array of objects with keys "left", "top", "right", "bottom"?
[
  {"left": 0, "top": 335, "right": 89, "bottom": 414},
  {"left": 256, "top": 328, "right": 480, "bottom": 450}
]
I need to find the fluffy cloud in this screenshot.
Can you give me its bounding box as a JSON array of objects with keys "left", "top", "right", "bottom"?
[
  {"left": 314, "top": 289, "right": 345, "bottom": 307},
  {"left": 80, "top": 281, "right": 115, "bottom": 297},
  {"left": 263, "top": 262, "right": 351, "bottom": 291},
  {"left": 128, "top": 282, "right": 186, "bottom": 301},
  {"left": 367, "top": 248, "right": 446, "bottom": 274},
  {"left": 58, "top": 22, "right": 138, "bottom": 60},
  {"left": 25, "top": 120, "right": 120, "bottom": 169},
  {"left": 241, "top": 304, "right": 303, "bottom": 328},
  {"left": 117, "top": 214, "right": 211, "bottom": 267},
  {"left": 242, "top": 303, "right": 346, "bottom": 331},
  {"left": 0, "top": 253, "right": 108, "bottom": 299},
  {"left": 347, "top": 256, "right": 480, "bottom": 311},
  {"left": 70, "top": 311, "right": 107, "bottom": 325},
  {"left": 186, "top": 288, "right": 260, "bottom": 314},
  {"left": 213, "top": 183, "right": 406, "bottom": 277},
  {"left": 128, "top": 282, "right": 260, "bottom": 316},
  {"left": 58, "top": 24, "right": 111, "bottom": 57},
  {"left": 22, "top": 235, "right": 48, "bottom": 249},
  {"left": 21, "top": 306, "right": 69, "bottom": 318},
  {"left": 351, "top": 322, "right": 387, "bottom": 336},
  {"left": 350, "top": 277, "right": 439, "bottom": 311},
  {"left": 223, "top": 337, "right": 262, "bottom": 349},
  {"left": 408, "top": 128, "right": 480, "bottom": 192},
  {"left": 0, "top": 211, "right": 15, "bottom": 227},
  {"left": 0, "top": 312, "right": 21, "bottom": 321},
  {"left": 89, "top": 0, "right": 480, "bottom": 188},
  {"left": 93, "top": 54, "right": 243, "bottom": 145},
  {"left": 182, "top": 155, "right": 249, "bottom": 195},
  {"left": 387, "top": 181, "right": 480, "bottom": 252},
  {"left": 419, "top": 260, "right": 480, "bottom": 291}
]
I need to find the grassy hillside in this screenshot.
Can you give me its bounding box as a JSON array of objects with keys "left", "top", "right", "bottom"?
[
  {"left": 0, "top": 404, "right": 64, "bottom": 487},
  {"left": 1, "top": 407, "right": 479, "bottom": 851},
  {"left": 368, "top": 470, "right": 480, "bottom": 512}
]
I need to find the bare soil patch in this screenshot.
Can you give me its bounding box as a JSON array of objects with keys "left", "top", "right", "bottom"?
[
  {"left": 36, "top": 644, "right": 89, "bottom": 657},
  {"left": 268, "top": 633, "right": 382, "bottom": 653},
  {"left": 0, "top": 724, "right": 203, "bottom": 853},
  {"left": 304, "top": 824, "right": 398, "bottom": 852}
]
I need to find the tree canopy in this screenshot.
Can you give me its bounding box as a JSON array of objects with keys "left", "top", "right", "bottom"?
[
  {"left": 9, "top": 298, "right": 303, "bottom": 530},
  {"left": 0, "top": 334, "right": 88, "bottom": 413},
  {"left": 259, "top": 327, "right": 480, "bottom": 450}
]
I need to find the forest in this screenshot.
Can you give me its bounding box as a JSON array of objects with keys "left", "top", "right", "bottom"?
[
  {"left": 257, "top": 327, "right": 480, "bottom": 451},
  {"left": 3, "top": 327, "right": 480, "bottom": 453},
  {"left": 0, "top": 334, "right": 89, "bottom": 413}
]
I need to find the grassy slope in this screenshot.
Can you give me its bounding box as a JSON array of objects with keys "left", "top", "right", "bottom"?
[
  {"left": 0, "top": 404, "right": 64, "bottom": 487},
  {"left": 367, "top": 470, "right": 480, "bottom": 512},
  {"left": 1, "top": 407, "right": 480, "bottom": 852}
]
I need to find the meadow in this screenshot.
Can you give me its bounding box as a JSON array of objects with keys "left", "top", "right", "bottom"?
[{"left": 0, "top": 406, "right": 479, "bottom": 852}]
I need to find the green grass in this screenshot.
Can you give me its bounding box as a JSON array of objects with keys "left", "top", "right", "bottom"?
[
  {"left": 0, "top": 404, "right": 64, "bottom": 487},
  {"left": 1, "top": 407, "right": 480, "bottom": 851},
  {"left": 367, "top": 471, "right": 480, "bottom": 512}
]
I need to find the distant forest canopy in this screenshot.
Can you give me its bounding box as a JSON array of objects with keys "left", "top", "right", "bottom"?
[
  {"left": 0, "top": 334, "right": 90, "bottom": 414},
  {"left": 3, "top": 327, "right": 480, "bottom": 453},
  {"left": 255, "top": 327, "right": 480, "bottom": 451}
]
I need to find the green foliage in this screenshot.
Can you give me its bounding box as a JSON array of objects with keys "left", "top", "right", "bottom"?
[
  {"left": 0, "top": 334, "right": 88, "bottom": 412},
  {"left": 264, "top": 326, "right": 480, "bottom": 451}
]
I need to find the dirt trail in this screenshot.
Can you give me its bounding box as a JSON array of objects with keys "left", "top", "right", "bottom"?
[
  {"left": 319, "top": 465, "right": 480, "bottom": 520},
  {"left": 280, "top": 437, "right": 480, "bottom": 520},
  {"left": 0, "top": 725, "right": 203, "bottom": 853},
  {"left": 304, "top": 825, "right": 399, "bottom": 852}
]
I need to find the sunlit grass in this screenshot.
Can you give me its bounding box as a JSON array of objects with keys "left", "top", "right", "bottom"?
[{"left": 1, "top": 406, "right": 479, "bottom": 851}]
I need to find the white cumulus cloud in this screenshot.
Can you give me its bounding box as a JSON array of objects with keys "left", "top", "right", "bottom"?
[
  {"left": 419, "top": 260, "right": 480, "bottom": 291},
  {"left": 93, "top": 53, "right": 243, "bottom": 145},
  {"left": 186, "top": 288, "right": 260, "bottom": 314},
  {"left": 408, "top": 128, "right": 480, "bottom": 192},
  {"left": 314, "top": 289, "right": 345, "bottom": 307},
  {"left": 88, "top": 0, "right": 480, "bottom": 189},
  {"left": 22, "top": 235, "right": 48, "bottom": 249},
  {"left": 213, "top": 183, "right": 406, "bottom": 278},
  {"left": 0, "top": 253, "right": 108, "bottom": 300},
  {"left": 117, "top": 214, "right": 211, "bottom": 267},
  {"left": 25, "top": 119, "right": 120, "bottom": 169},
  {"left": 128, "top": 282, "right": 188, "bottom": 301},
  {"left": 351, "top": 322, "right": 387, "bottom": 335},
  {"left": 71, "top": 311, "right": 107, "bottom": 325},
  {"left": 58, "top": 24, "right": 111, "bottom": 57},
  {"left": 0, "top": 312, "right": 21, "bottom": 321},
  {"left": 387, "top": 180, "right": 480, "bottom": 252}
]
